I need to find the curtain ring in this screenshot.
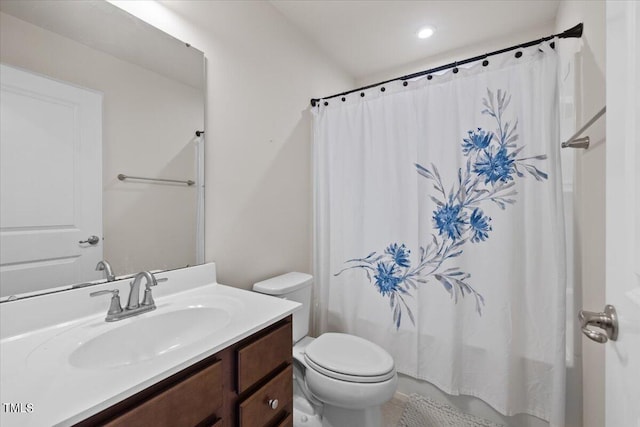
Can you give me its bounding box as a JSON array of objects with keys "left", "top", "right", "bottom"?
[
  {"left": 453, "top": 61, "right": 459, "bottom": 74},
  {"left": 515, "top": 46, "right": 523, "bottom": 58}
]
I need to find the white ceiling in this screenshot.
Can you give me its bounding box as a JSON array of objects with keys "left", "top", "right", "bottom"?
[
  {"left": 270, "top": 0, "right": 560, "bottom": 79},
  {"left": 0, "top": 0, "right": 204, "bottom": 89}
]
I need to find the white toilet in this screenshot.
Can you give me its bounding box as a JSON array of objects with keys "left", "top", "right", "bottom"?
[{"left": 253, "top": 272, "right": 398, "bottom": 427}]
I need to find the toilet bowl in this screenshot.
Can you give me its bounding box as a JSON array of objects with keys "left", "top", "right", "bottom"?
[{"left": 253, "top": 273, "right": 398, "bottom": 427}]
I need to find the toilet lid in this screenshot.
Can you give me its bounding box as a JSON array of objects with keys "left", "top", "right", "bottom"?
[{"left": 304, "top": 333, "right": 395, "bottom": 383}]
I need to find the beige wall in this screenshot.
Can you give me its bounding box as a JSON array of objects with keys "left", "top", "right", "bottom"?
[
  {"left": 555, "top": 2, "right": 606, "bottom": 427},
  {"left": 111, "top": 1, "right": 354, "bottom": 289},
  {"left": 0, "top": 11, "right": 201, "bottom": 279}
]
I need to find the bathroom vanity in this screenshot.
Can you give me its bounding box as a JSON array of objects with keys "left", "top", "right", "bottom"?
[
  {"left": 77, "top": 317, "right": 293, "bottom": 427},
  {"left": 0, "top": 263, "right": 299, "bottom": 427}
]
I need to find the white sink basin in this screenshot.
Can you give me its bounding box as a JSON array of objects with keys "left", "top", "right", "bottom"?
[
  {"left": 69, "top": 307, "right": 230, "bottom": 369},
  {"left": 27, "top": 293, "right": 244, "bottom": 371}
]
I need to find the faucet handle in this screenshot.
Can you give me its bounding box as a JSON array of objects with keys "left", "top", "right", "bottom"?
[
  {"left": 89, "top": 289, "right": 119, "bottom": 297},
  {"left": 142, "top": 276, "right": 164, "bottom": 306},
  {"left": 147, "top": 275, "right": 158, "bottom": 288},
  {"left": 90, "top": 289, "right": 123, "bottom": 316}
]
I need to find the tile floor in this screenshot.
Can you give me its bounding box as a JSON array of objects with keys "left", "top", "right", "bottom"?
[{"left": 381, "top": 393, "right": 409, "bottom": 426}]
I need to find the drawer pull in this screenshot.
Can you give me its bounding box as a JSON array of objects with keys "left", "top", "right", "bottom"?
[{"left": 268, "top": 399, "right": 279, "bottom": 410}]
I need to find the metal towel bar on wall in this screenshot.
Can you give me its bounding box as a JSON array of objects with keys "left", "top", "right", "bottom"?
[
  {"left": 561, "top": 106, "right": 606, "bottom": 149},
  {"left": 117, "top": 174, "right": 195, "bottom": 186}
]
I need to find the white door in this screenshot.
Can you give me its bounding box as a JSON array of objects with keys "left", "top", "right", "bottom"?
[
  {"left": 604, "top": 2, "right": 640, "bottom": 426},
  {"left": 0, "top": 64, "right": 103, "bottom": 297}
]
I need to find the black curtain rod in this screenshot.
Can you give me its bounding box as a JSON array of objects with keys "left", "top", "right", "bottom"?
[{"left": 310, "top": 23, "right": 583, "bottom": 107}]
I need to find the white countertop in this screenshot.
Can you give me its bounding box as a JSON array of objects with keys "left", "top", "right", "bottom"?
[{"left": 0, "top": 263, "right": 300, "bottom": 427}]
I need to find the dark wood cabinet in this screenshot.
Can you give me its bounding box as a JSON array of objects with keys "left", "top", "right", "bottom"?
[
  {"left": 238, "top": 365, "right": 293, "bottom": 427},
  {"left": 274, "top": 413, "right": 293, "bottom": 427},
  {"left": 104, "top": 360, "right": 223, "bottom": 427},
  {"left": 235, "top": 320, "right": 293, "bottom": 427},
  {"left": 75, "top": 316, "right": 293, "bottom": 427},
  {"left": 237, "top": 321, "right": 292, "bottom": 394}
]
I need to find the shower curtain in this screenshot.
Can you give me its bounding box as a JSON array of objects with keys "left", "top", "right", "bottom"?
[{"left": 313, "top": 42, "right": 566, "bottom": 426}]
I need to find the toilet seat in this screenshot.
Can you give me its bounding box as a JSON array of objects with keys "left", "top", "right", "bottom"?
[{"left": 303, "top": 333, "right": 395, "bottom": 383}]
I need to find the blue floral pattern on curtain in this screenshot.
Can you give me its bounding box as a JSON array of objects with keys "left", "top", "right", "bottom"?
[{"left": 335, "top": 89, "right": 549, "bottom": 328}]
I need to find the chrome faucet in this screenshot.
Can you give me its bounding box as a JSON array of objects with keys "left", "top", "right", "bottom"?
[
  {"left": 91, "top": 271, "right": 159, "bottom": 322},
  {"left": 95, "top": 260, "right": 116, "bottom": 282},
  {"left": 126, "top": 271, "right": 157, "bottom": 310}
]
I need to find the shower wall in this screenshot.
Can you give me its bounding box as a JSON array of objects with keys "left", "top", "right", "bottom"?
[{"left": 555, "top": 2, "right": 606, "bottom": 427}]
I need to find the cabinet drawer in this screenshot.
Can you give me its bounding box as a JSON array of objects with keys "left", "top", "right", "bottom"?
[
  {"left": 237, "top": 321, "right": 292, "bottom": 393},
  {"left": 275, "top": 413, "right": 293, "bottom": 427},
  {"left": 238, "top": 365, "right": 293, "bottom": 427},
  {"left": 104, "top": 359, "right": 223, "bottom": 427}
]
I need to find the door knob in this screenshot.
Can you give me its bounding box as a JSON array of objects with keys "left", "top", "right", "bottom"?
[
  {"left": 578, "top": 304, "right": 618, "bottom": 343},
  {"left": 79, "top": 235, "right": 100, "bottom": 245}
]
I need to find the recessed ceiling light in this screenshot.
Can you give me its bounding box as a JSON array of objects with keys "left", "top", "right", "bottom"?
[{"left": 417, "top": 27, "right": 435, "bottom": 39}]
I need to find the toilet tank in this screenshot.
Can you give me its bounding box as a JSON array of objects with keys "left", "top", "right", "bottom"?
[{"left": 253, "top": 272, "right": 312, "bottom": 343}]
